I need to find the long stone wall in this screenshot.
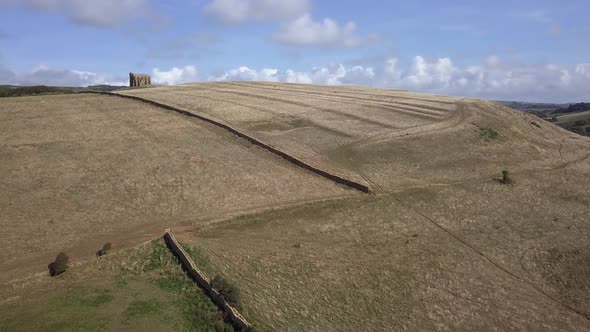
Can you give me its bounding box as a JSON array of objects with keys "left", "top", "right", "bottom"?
[
  {"left": 83, "top": 91, "right": 371, "bottom": 194},
  {"left": 163, "top": 230, "right": 252, "bottom": 332}
]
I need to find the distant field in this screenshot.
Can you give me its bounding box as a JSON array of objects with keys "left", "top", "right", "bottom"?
[
  {"left": 500, "top": 101, "right": 590, "bottom": 137},
  {"left": 553, "top": 111, "right": 590, "bottom": 136}
]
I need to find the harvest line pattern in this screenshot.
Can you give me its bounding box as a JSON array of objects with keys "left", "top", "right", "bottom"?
[{"left": 84, "top": 91, "right": 371, "bottom": 193}]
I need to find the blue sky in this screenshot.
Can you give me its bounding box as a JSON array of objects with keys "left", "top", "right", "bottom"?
[{"left": 0, "top": 0, "right": 589, "bottom": 102}]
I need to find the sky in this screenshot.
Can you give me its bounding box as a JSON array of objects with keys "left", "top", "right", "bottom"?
[{"left": 0, "top": 0, "right": 589, "bottom": 102}]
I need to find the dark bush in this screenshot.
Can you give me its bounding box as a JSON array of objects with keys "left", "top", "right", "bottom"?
[
  {"left": 211, "top": 275, "right": 240, "bottom": 307},
  {"left": 102, "top": 242, "right": 112, "bottom": 253},
  {"left": 48, "top": 252, "right": 69, "bottom": 276},
  {"left": 96, "top": 242, "right": 112, "bottom": 257}
]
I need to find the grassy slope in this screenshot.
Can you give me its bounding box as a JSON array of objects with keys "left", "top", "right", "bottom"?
[
  {"left": 0, "top": 93, "right": 352, "bottom": 282},
  {"left": 3, "top": 83, "right": 589, "bottom": 331},
  {"left": 177, "top": 161, "right": 590, "bottom": 331},
  {"left": 0, "top": 239, "right": 233, "bottom": 332}
]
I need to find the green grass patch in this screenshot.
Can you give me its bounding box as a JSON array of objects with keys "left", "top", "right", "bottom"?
[
  {"left": 0, "top": 239, "right": 235, "bottom": 332},
  {"left": 0, "top": 288, "right": 112, "bottom": 331},
  {"left": 180, "top": 242, "right": 215, "bottom": 276},
  {"left": 67, "top": 290, "right": 113, "bottom": 308},
  {"left": 479, "top": 128, "right": 499, "bottom": 142},
  {"left": 126, "top": 299, "right": 164, "bottom": 319},
  {"left": 143, "top": 240, "right": 170, "bottom": 271},
  {"left": 155, "top": 275, "right": 185, "bottom": 293}
]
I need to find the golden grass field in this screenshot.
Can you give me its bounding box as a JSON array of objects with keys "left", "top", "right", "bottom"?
[{"left": 1, "top": 82, "right": 589, "bottom": 331}]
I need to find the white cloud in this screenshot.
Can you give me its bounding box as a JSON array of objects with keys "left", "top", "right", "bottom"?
[
  {"left": 404, "top": 56, "right": 456, "bottom": 89},
  {"left": 204, "top": 0, "right": 309, "bottom": 24},
  {"left": 206, "top": 57, "right": 590, "bottom": 102},
  {"left": 0, "top": 0, "right": 150, "bottom": 27},
  {"left": 575, "top": 64, "right": 590, "bottom": 76},
  {"left": 209, "top": 66, "right": 279, "bottom": 82},
  {"left": 0, "top": 65, "right": 126, "bottom": 86},
  {"left": 210, "top": 63, "right": 376, "bottom": 86},
  {"left": 152, "top": 65, "right": 198, "bottom": 85},
  {"left": 274, "top": 14, "right": 379, "bottom": 48},
  {"left": 204, "top": 0, "right": 377, "bottom": 49}
]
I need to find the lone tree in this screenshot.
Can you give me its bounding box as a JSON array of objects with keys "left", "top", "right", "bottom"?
[
  {"left": 48, "top": 252, "right": 69, "bottom": 277},
  {"left": 96, "top": 242, "right": 112, "bottom": 257}
]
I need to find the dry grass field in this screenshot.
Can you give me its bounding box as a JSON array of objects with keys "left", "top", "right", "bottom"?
[
  {"left": 180, "top": 163, "right": 590, "bottom": 330},
  {"left": 0, "top": 93, "right": 353, "bottom": 282},
  {"left": 119, "top": 82, "right": 588, "bottom": 192},
  {"left": 1, "top": 82, "right": 589, "bottom": 331}
]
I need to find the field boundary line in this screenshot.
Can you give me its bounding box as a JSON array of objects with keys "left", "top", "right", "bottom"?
[
  {"left": 82, "top": 91, "right": 371, "bottom": 194},
  {"left": 163, "top": 230, "right": 252, "bottom": 332}
]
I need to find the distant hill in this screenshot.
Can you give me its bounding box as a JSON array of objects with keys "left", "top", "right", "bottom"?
[
  {"left": 0, "top": 84, "right": 126, "bottom": 98},
  {"left": 498, "top": 100, "right": 590, "bottom": 137},
  {"left": 495, "top": 100, "right": 570, "bottom": 112}
]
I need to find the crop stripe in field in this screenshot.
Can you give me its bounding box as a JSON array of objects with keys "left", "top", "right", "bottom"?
[
  {"left": 83, "top": 91, "right": 371, "bottom": 193},
  {"left": 201, "top": 86, "right": 445, "bottom": 121},
  {"left": 221, "top": 81, "right": 459, "bottom": 105},
  {"left": 182, "top": 87, "right": 400, "bottom": 129},
  {"left": 163, "top": 230, "right": 252, "bottom": 332}
]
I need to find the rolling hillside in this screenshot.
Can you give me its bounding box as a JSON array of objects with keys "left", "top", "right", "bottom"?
[{"left": 1, "top": 83, "right": 589, "bottom": 331}]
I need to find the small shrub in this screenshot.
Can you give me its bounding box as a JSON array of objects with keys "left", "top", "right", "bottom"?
[
  {"left": 49, "top": 252, "right": 69, "bottom": 276},
  {"left": 96, "top": 242, "right": 112, "bottom": 257},
  {"left": 211, "top": 275, "right": 240, "bottom": 307},
  {"left": 102, "top": 242, "right": 112, "bottom": 253},
  {"left": 479, "top": 128, "right": 499, "bottom": 142}
]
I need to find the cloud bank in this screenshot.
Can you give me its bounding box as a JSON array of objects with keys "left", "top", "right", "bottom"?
[
  {"left": 207, "top": 56, "right": 590, "bottom": 102},
  {"left": 2, "top": 57, "right": 589, "bottom": 102}
]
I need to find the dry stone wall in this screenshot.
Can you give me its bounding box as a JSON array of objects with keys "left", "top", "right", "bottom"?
[
  {"left": 163, "top": 230, "right": 252, "bottom": 332},
  {"left": 82, "top": 91, "right": 371, "bottom": 193}
]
